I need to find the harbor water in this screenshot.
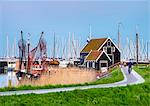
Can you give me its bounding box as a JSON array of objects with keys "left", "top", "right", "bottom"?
[{"left": 0, "top": 72, "right": 18, "bottom": 88}]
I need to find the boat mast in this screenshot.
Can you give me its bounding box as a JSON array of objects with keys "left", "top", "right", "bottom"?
[
  {"left": 72, "top": 32, "right": 77, "bottom": 60},
  {"left": 6, "top": 34, "right": 9, "bottom": 58},
  {"left": 68, "top": 32, "right": 70, "bottom": 60},
  {"left": 19, "top": 31, "right": 24, "bottom": 70},
  {"left": 72, "top": 32, "right": 75, "bottom": 59},
  {"left": 14, "top": 35, "right": 16, "bottom": 58},
  {"left": 147, "top": 41, "right": 149, "bottom": 61},
  {"left": 118, "top": 23, "right": 121, "bottom": 49},
  {"left": 56, "top": 38, "right": 59, "bottom": 59},
  {"left": 27, "top": 33, "right": 31, "bottom": 72},
  {"left": 70, "top": 33, "right": 72, "bottom": 60},
  {"left": 136, "top": 27, "right": 139, "bottom": 64},
  {"left": 53, "top": 32, "right": 56, "bottom": 60},
  {"left": 89, "top": 25, "right": 92, "bottom": 40}
]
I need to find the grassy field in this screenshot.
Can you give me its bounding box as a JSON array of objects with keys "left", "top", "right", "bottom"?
[
  {"left": 133, "top": 64, "right": 150, "bottom": 83},
  {"left": 0, "top": 65, "right": 149, "bottom": 106},
  {"left": 89, "top": 67, "right": 123, "bottom": 85},
  {"left": 0, "top": 67, "right": 123, "bottom": 92}
]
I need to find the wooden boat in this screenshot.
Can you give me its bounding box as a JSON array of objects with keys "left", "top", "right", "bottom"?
[{"left": 49, "top": 59, "right": 59, "bottom": 65}]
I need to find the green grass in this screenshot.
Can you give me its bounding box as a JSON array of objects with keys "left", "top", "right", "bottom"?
[
  {"left": 0, "top": 81, "right": 150, "bottom": 106},
  {"left": 0, "top": 67, "right": 123, "bottom": 92},
  {"left": 89, "top": 67, "right": 123, "bottom": 84},
  {"left": 133, "top": 64, "right": 150, "bottom": 83},
  {"left": 0, "top": 65, "right": 149, "bottom": 106}
]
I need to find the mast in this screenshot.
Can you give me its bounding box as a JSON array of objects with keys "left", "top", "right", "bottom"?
[
  {"left": 6, "top": 34, "right": 9, "bottom": 58},
  {"left": 136, "top": 30, "right": 139, "bottom": 64},
  {"left": 56, "top": 38, "right": 59, "bottom": 59},
  {"left": 72, "top": 32, "right": 77, "bottom": 60},
  {"left": 68, "top": 32, "right": 71, "bottom": 60},
  {"left": 147, "top": 41, "right": 149, "bottom": 61},
  {"left": 19, "top": 31, "right": 24, "bottom": 70},
  {"left": 87, "top": 25, "right": 92, "bottom": 43},
  {"left": 72, "top": 32, "right": 74, "bottom": 59},
  {"left": 89, "top": 25, "right": 92, "bottom": 40},
  {"left": 53, "top": 32, "right": 55, "bottom": 59},
  {"left": 118, "top": 23, "right": 121, "bottom": 49},
  {"left": 14, "top": 35, "right": 16, "bottom": 58},
  {"left": 27, "top": 33, "right": 31, "bottom": 72},
  {"left": 62, "top": 38, "right": 65, "bottom": 59},
  {"left": 40, "top": 32, "right": 44, "bottom": 58}
]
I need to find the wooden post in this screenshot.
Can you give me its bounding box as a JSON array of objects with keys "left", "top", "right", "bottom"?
[{"left": 8, "top": 80, "right": 12, "bottom": 87}]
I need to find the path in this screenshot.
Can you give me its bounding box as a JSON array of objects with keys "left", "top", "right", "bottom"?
[{"left": 0, "top": 66, "right": 145, "bottom": 96}]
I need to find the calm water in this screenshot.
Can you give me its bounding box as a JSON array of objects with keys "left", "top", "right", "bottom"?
[{"left": 0, "top": 72, "right": 18, "bottom": 88}]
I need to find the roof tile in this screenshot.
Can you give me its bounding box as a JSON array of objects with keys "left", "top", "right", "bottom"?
[
  {"left": 86, "top": 50, "right": 103, "bottom": 61},
  {"left": 81, "top": 38, "right": 107, "bottom": 53}
]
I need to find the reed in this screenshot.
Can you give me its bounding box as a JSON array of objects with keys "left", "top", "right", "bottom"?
[{"left": 18, "top": 67, "right": 97, "bottom": 86}]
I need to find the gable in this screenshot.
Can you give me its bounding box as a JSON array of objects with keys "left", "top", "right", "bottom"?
[
  {"left": 97, "top": 53, "right": 111, "bottom": 62},
  {"left": 98, "top": 38, "right": 121, "bottom": 53}
]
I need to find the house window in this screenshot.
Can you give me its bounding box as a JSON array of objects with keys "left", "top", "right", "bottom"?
[
  {"left": 89, "top": 62, "right": 92, "bottom": 67},
  {"left": 107, "top": 47, "right": 112, "bottom": 54},
  {"left": 86, "top": 62, "right": 89, "bottom": 68},
  {"left": 112, "top": 47, "right": 115, "bottom": 52},
  {"left": 81, "top": 55, "right": 83, "bottom": 59},
  {"left": 103, "top": 46, "right": 107, "bottom": 52},
  {"left": 107, "top": 41, "right": 111, "bottom": 47},
  {"left": 101, "top": 63, "right": 107, "bottom": 67},
  {"left": 92, "top": 62, "right": 95, "bottom": 68}
]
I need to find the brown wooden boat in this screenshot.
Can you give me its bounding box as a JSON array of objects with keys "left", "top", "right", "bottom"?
[{"left": 49, "top": 59, "right": 59, "bottom": 65}]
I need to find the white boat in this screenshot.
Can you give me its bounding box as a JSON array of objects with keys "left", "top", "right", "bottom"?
[
  {"left": 0, "top": 57, "right": 17, "bottom": 73},
  {"left": 7, "top": 59, "right": 16, "bottom": 69},
  {"left": 59, "top": 60, "right": 69, "bottom": 68}
]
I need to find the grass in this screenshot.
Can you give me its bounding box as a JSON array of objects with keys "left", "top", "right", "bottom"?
[
  {"left": 133, "top": 64, "right": 150, "bottom": 83},
  {"left": 0, "top": 67, "right": 123, "bottom": 92},
  {"left": 89, "top": 67, "right": 123, "bottom": 85},
  {"left": 0, "top": 65, "right": 149, "bottom": 106}
]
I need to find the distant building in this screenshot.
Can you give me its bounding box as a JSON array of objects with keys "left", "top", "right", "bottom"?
[{"left": 80, "top": 38, "right": 121, "bottom": 70}]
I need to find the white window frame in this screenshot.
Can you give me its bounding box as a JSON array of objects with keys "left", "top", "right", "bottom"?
[
  {"left": 112, "top": 47, "right": 115, "bottom": 52},
  {"left": 107, "top": 41, "right": 111, "bottom": 47},
  {"left": 92, "top": 62, "right": 95, "bottom": 68},
  {"left": 103, "top": 46, "right": 107, "bottom": 53},
  {"left": 87, "top": 62, "right": 89, "bottom": 68},
  {"left": 99, "top": 60, "right": 108, "bottom": 68}
]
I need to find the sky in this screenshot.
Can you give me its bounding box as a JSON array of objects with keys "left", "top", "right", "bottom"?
[{"left": 0, "top": 0, "right": 149, "bottom": 58}]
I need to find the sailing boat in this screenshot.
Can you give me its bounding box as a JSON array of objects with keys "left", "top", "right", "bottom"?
[
  {"left": 59, "top": 32, "right": 72, "bottom": 68},
  {"left": 49, "top": 32, "right": 59, "bottom": 65}
]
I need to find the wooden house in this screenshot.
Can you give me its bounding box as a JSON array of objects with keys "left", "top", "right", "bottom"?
[{"left": 80, "top": 38, "right": 121, "bottom": 70}]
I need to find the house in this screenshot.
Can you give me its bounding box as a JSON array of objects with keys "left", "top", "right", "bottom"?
[{"left": 80, "top": 37, "right": 121, "bottom": 70}]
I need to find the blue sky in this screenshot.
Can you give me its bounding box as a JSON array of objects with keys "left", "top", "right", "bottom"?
[{"left": 0, "top": 0, "right": 149, "bottom": 57}]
